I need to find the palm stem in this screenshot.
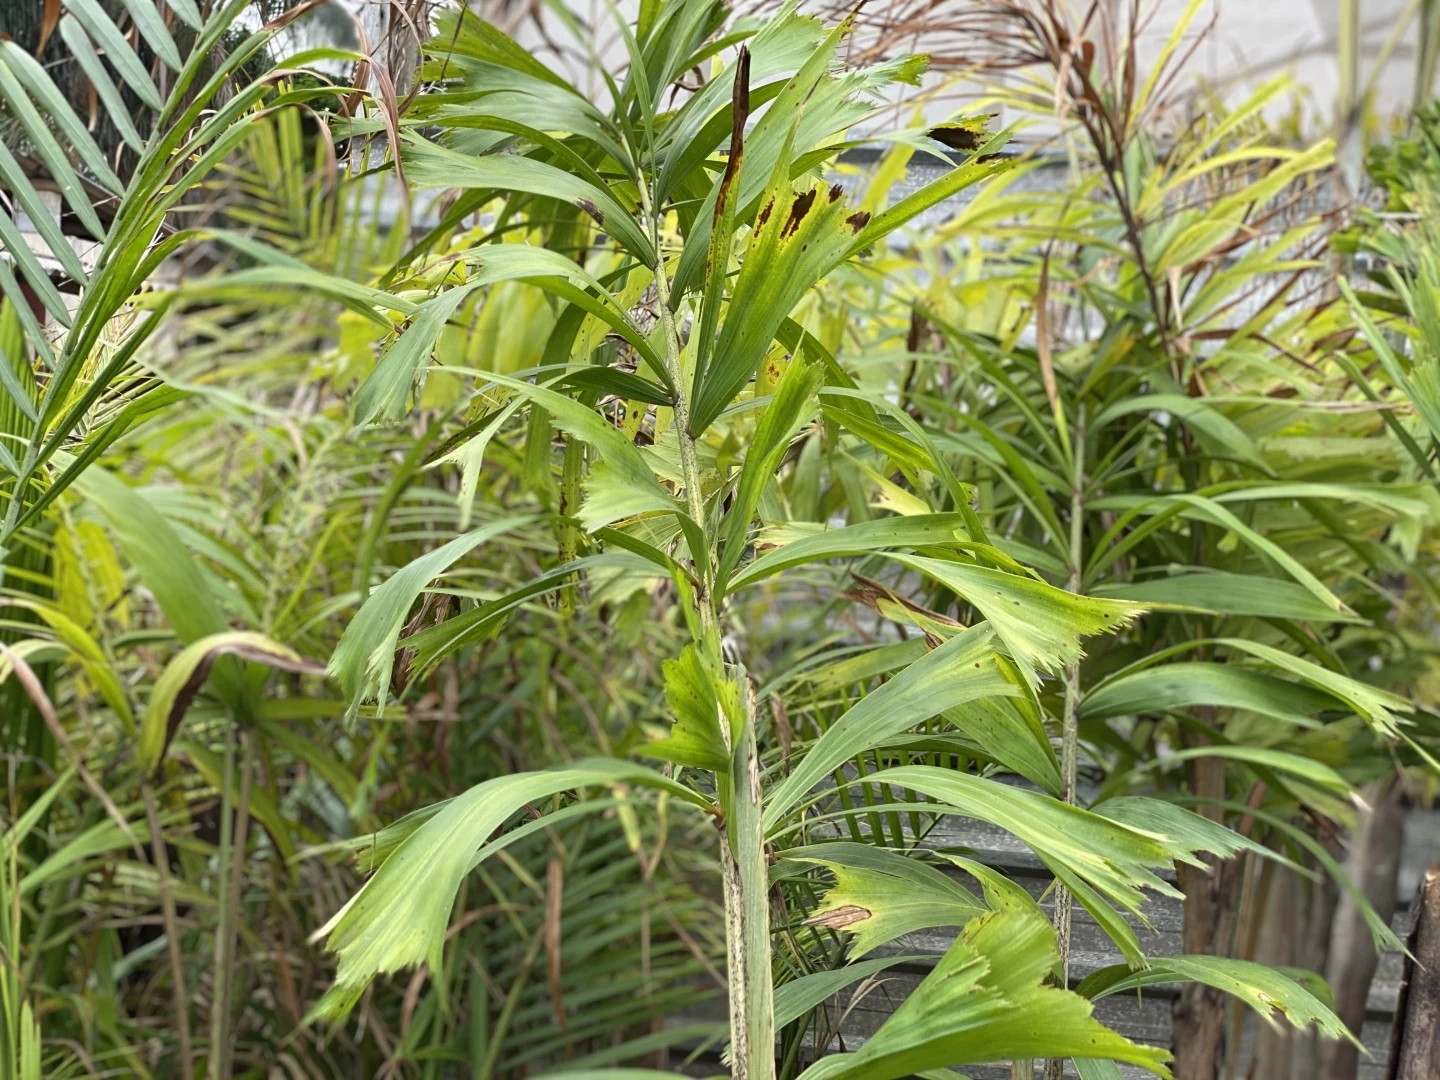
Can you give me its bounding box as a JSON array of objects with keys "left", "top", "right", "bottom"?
[
  {"left": 636, "top": 172, "right": 772, "bottom": 1080},
  {"left": 1044, "top": 407, "right": 1085, "bottom": 1080},
  {"left": 720, "top": 677, "right": 775, "bottom": 1080}
]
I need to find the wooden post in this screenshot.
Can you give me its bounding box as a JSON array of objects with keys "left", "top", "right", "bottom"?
[
  {"left": 1319, "top": 778, "right": 1403, "bottom": 1080},
  {"left": 1386, "top": 863, "right": 1440, "bottom": 1079},
  {"left": 1173, "top": 753, "right": 1241, "bottom": 1080}
]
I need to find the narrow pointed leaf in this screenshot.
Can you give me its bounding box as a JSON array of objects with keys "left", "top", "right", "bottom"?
[
  {"left": 893, "top": 555, "right": 1147, "bottom": 688},
  {"left": 717, "top": 348, "right": 823, "bottom": 587},
  {"left": 793, "top": 906, "right": 1172, "bottom": 1080},
  {"left": 728, "top": 514, "right": 970, "bottom": 592},
  {"left": 115, "top": 0, "right": 182, "bottom": 69},
  {"left": 484, "top": 372, "right": 677, "bottom": 531},
  {"left": 403, "top": 136, "right": 654, "bottom": 267},
  {"left": 771, "top": 954, "right": 930, "bottom": 1032},
  {"left": 689, "top": 176, "right": 865, "bottom": 434},
  {"left": 0, "top": 139, "right": 88, "bottom": 283},
  {"left": 61, "top": 0, "right": 164, "bottom": 109},
  {"left": 764, "top": 625, "right": 1016, "bottom": 830},
  {"left": 328, "top": 516, "right": 535, "bottom": 717},
  {"left": 0, "top": 203, "right": 73, "bottom": 328},
  {"left": 1092, "top": 571, "right": 1361, "bottom": 623},
  {"left": 1081, "top": 663, "right": 1342, "bottom": 727}
]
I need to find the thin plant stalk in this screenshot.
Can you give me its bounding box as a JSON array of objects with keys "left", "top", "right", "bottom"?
[
  {"left": 144, "top": 783, "right": 194, "bottom": 1078},
  {"left": 218, "top": 731, "right": 254, "bottom": 1079},
  {"left": 1044, "top": 408, "right": 1085, "bottom": 1080},
  {"left": 637, "top": 155, "right": 773, "bottom": 1080},
  {"left": 479, "top": 928, "right": 544, "bottom": 1080},
  {"left": 207, "top": 725, "right": 235, "bottom": 1080}
]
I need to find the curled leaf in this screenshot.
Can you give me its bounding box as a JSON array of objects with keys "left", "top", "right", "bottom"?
[{"left": 142, "top": 631, "right": 326, "bottom": 773}]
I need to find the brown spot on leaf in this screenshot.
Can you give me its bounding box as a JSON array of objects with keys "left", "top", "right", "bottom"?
[
  {"left": 576, "top": 198, "right": 604, "bottom": 226},
  {"left": 782, "top": 187, "right": 817, "bottom": 239},
  {"left": 757, "top": 199, "right": 774, "bottom": 228},
  {"left": 828, "top": 182, "right": 844, "bottom": 202},
  {"left": 845, "top": 210, "right": 871, "bottom": 233},
  {"left": 804, "top": 905, "right": 871, "bottom": 929},
  {"left": 730, "top": 47, "right": 751, "bottom": 155},
  {"left": 713, "top": 47, "right": 751, "bottom": 228},
  {"left": 928, "top": 126, "right": 982, "bottom": 151}
]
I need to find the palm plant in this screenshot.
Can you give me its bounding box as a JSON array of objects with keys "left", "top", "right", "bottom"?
[
  {"left": 2, "top": 76, "right": 729, "bottom": 1073},
  {"left": 820, "top": 4, "right": 1440, "bottom": 1077},
  {"left": 305, "top": 2, "right": 1366, "bottom": 1078},
  {"left": 0, "top": 10, "right": 380, "bottom": 1072},
  {"left": 0, "top": 0, "right": 375, "bottom": 799},
  {"left": 4, "top": 1, "right": 1423, "bottom": 1078}
]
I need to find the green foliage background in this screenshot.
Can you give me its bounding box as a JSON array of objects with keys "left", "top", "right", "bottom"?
[{"left": 2, "top": 2, "right": 1440, "bottom": 1080}]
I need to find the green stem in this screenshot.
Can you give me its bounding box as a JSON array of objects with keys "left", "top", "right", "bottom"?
[
  {"left": 1044, "top": 408, "right": 1085, "bottom": 1080},
  {"left": 635, "top": 175, "right": 772, "bottom": 1080},
  {"left": 720, "top": 677, "right": 775, "bottom": 1080},
  {"left": 635, "top": 176, "right": 718, "bottom": 643}
]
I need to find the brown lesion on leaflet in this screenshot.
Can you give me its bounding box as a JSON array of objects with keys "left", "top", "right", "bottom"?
[
  {"left": 803, "top": 904, "right": 871, "bottom": 929},
  {"left": 781, "top": 187, "right": 817, "bottom": 239},
  {"left": 576, "top": 197, "right": 604, "bottom": 226},
  {"left": 928, "top": 125, "right": 983, "bottom": 152},
  {"left": 712, "top": 45, "right": 751, "bottom": 227}
]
